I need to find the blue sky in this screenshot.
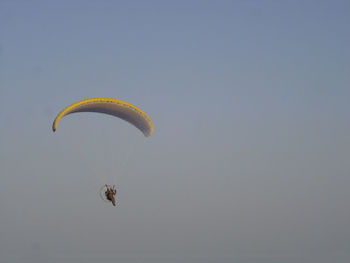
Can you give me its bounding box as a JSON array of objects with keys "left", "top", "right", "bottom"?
[{"left": 0, "top": 1, "right": 349, "bottom": 263}]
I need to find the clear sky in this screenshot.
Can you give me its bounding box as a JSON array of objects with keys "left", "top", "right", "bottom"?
[{"left": 0, "top": 1, "right": 349, "bottom": 263}]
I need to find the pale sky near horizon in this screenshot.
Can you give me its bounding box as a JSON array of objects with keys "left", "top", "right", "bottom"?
[{"left": 0, "top": 1, "right": 350, "bottom": 263}]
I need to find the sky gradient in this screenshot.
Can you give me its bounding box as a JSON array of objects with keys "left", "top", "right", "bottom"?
[{"left": 1, "top": 1, "right": 350, "bottom": 263}]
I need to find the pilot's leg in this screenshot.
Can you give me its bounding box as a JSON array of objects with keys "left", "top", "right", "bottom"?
[{"left": 111, "top": 196, "right": 116, "bottom": 206}]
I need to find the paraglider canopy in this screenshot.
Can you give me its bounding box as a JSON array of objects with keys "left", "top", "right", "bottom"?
[{"left": 52, "top": 98, "right": 154, "bottom": 137}]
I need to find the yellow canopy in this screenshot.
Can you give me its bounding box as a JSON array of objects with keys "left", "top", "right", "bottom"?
[{"left": 52, "top": 98, "right": 154, "bottom": 137}]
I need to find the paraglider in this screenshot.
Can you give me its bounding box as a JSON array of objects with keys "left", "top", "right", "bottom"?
[
  {"left": 52, "top": 97, "right": 154, "bottom": 137},
  {"left": 52, "top": 98, "right": 153, "bottom": 207},
  {"left": 104, "top": 185, "right": 117, "bottom": 206},
  {"left": 99, "top": 184, "right": 119, "bottom": 207}
]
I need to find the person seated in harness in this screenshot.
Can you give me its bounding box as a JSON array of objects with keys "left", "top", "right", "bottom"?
[{"left": 105, "top": 184, "right": 117, "bottom": 206}]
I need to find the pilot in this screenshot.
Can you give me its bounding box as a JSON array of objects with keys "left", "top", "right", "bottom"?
[{"left": 105, "top": 185, "right": 117, "bottom": 206}]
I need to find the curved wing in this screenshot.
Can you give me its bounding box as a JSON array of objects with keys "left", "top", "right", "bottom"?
[{"left": 52, "top": 98, "right": 154, "bottom": 137}]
